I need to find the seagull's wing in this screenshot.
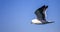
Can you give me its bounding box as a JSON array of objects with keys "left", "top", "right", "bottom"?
[
  {"left": 35, "top": 10, "right": 43, "bottom": 20},
  {"left": 34, "top": 5, "right": 48, "bottom": 21}
]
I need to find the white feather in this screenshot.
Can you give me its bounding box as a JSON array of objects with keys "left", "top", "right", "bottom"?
[{"left": 32, "top": 19, "right": 42, "bottom": 24}]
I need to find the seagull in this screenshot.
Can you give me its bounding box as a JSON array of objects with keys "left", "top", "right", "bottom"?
[{"left": 31, "top": 5, "right": 53, "bottom": 24}]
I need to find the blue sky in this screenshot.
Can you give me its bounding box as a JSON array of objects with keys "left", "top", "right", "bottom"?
[{"left": 0, "top": 0, "right": 60, "bottom": 32}]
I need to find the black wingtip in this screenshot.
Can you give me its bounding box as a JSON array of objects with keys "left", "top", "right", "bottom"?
[{"left": 41, "top": 5, "right": 48, "bottom": 9}]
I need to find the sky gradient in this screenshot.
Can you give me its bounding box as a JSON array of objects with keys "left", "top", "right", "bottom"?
[{"left": 0, "top": 0, "right": 60, "bottom": 32}]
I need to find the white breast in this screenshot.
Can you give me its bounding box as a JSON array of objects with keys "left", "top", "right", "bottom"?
[{"left": 32, "top": 19, "right": 42, "bottom": 24}]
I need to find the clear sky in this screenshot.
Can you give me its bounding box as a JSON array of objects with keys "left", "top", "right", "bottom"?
[{"left": 0, "top": 0, "right": 60, "bottom": 32}]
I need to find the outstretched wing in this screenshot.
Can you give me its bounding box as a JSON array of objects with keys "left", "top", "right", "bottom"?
[{"left": 35, "top": 5, "right": 48, "bottom": 20}]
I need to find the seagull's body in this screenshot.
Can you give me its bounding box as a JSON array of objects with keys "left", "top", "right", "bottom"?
[{"left": 32, "top": 19, "right": 53, "bottom": 24}]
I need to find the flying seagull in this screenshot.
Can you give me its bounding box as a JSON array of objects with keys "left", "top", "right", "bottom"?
[{"left": 31, "top": 5, "right": 53, "bottom": 24}]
